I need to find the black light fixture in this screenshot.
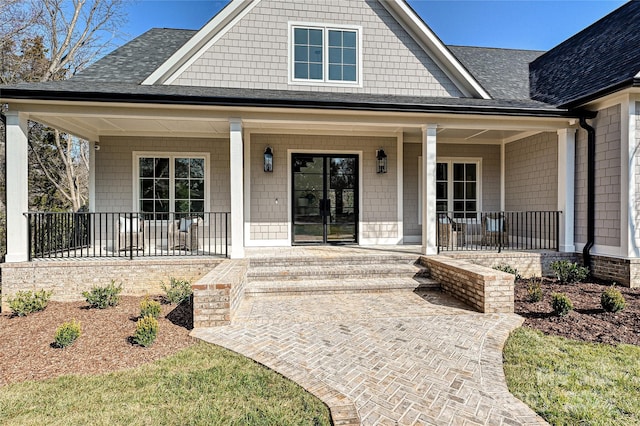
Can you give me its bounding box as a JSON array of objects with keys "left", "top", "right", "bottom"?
[
  {"left": 376, "top": 149, "right": 387, "bottom": 174},
  {"left": 264, "top": 147, "right": 273, "bottom": 172}
]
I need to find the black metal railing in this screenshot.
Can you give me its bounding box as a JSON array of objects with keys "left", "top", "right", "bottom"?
[
  {"left": 436, "top": 211, "right": 560, "bottom": 253},
  {"left": 25, "top": 211, "right": 230, "bottom": 260}
]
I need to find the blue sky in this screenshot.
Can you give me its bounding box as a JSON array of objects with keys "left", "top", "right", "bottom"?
[{"left": 122, "top": 0, "right": 627, "bottom": 50}]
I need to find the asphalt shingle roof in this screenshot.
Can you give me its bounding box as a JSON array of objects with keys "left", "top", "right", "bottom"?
[
  {"left": 448, "top": 45, "right": 544, "bottom": 100},
  {"left": 529, "top": 1, "right": 640, "bottom": 107},
  {"left": 71, "top": 28, "right": 196, "bottom": 84}
]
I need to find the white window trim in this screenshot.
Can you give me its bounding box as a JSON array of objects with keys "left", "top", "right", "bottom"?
[
  {"left": 288, "top": 21, "right": 363, "bottom": 87},
  {"left": 132, "top": 151, "right": 210, "bottom": 217},
  {"left": 418, "top": 157, "right": 482, "bottom": 225}
]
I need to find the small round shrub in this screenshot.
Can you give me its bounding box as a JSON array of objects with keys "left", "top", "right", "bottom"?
[
  {"left": 82, "top": 280, "right": 123, "bottom": 309},
  {"left": 161, "top": 277, "right": 192, "bottom": 305},
  {"left": 601, "top": 286, "right": 626, "bottom": 313},
  {"left": 54, "top": 319, "right": 81, "bottom": 348},
  {"left": 140, "top": 297, "right": 161, "bottom": 319},
  {"left": 527, "top": 278, "right": 543, "bottom": 303},
  {"left": 133, "top": 315, "right": 159, "bottom": 347},
  {"left": 7, "top": 290, "right": 52, "bottom": 317},
  {"left": 492, "top": 264, "right": 522, "bottom": 281},
  {"left": 550, "top": 260, "right": 589, "bottom": 284},
  {"left": 551, "top": 292, "right": 573, "bottom": 316}
]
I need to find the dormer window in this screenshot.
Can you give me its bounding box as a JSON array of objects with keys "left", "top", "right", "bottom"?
[{"left": 290, "top": 23, "right": 361, "bottom": 85}]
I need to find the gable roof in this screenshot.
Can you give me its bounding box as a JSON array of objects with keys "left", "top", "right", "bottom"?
[
  {"left": 72, "top": 28, "right": 196, "bottom": 84},
  {"left": 448, "top": 46, "right": 543, "bottom": 100},
  {"left": 530, "top": 0, "right": 640, "bottom": 107}
]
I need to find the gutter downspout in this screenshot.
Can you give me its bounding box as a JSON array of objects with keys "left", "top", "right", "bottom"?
[{"left": 579, "top": 115, "right": 596, "bottom": 271}]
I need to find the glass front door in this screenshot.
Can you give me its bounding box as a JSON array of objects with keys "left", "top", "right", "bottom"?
[{"left": 292, "top": 154, "right": 358, "bottom": 244}]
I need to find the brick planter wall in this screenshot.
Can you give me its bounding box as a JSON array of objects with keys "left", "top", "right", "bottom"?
[
  {"left": 1, "top": 258, "right": 222, "bottom": 312},
  {"left": 192, "top": 259, "right": 248, "bottom": 328},
  {"left": 443, "top": 251, "right": 578, "bottom": 278},
  {"left": 420, "top": 256, "right": 514, "bottom": 313},
  {"left": 588, "top": 255, "right": 640, "bottom": 288}
]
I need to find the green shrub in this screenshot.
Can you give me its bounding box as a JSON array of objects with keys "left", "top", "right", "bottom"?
[
  {"left": 161, "top": 277, "right": 192, "bottom": 305},
  {"left": 133, "top": 315, "right": 159, "bottom": 347},
  {"left": 140, "top": 297, "right": 161, "bottom": 319},
  {"left": 82, "top": 281, "right": 123, "bottom": 309},
  {"left": 53, "top": 319, "right": 81, "bottom": 348},
  {"left": 7, "top": 290, "right": 52, "bottom": 316},
  {"left": 527, "top": 278, "right": 543, "bottom": 302},
  {"left": 492, "top": 264, "right": 522, "bottom": 280},
  {"left": 601, "top": 286, "right": 626, "bottom": 313},
  {"left": 551, "top": 292, "right": 574, "bottom": 316},
  {"left": 550, "top": 260, "right": 589, "bottom": 283}
]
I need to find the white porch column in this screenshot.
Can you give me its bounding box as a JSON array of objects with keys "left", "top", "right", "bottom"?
[
  {"left": 5, "top": 111, "right": 29, "bottom": 262},
  {"left": 229, "top": 118, "right": 245, "bottom": 258},
  {"left": 557, "top": 128, "right": 576, "bottom": 253},
  {"left": 622, "top": 98, "right": 640, "bottom": 258},
  {"left": 421, "top": 124, "right": 437, "bottom": 255}
]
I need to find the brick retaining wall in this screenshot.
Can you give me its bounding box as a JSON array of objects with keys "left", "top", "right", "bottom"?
[
  {"left": 420, "top": 256, "right": 514, "bottom": 313},
  {"left": 588, "top": 255, "right": 640, "bottom": 288},
  {"left": 192, "top": 259, "right": 248, "bottom": 328},
  {"left": 443, "top": 251, "right": 578, "bottom": 278},
  {"left": 1, "top": 258, "right": 222, "bottom": 312}
]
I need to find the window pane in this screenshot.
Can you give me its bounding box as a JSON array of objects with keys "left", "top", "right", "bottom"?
[
  {"left": 328, "top": 64, "right": 341, "bottom": 80},
  {"left": 191, "top": 179, "right": 205, "bottom": 198},
  {"left": 155, "top": 200, "right": 169, "bottom": 213},
  {"left": 141, "top": 200, "right": 154, "bottom": 213},
  {"left": 343, "top": 48, "right": 356, "bottom": 65},
  {"left": 329, "top": 47, "right": 341, "bottom": 64},
  {"left": 453, "top": 201, "right": 464, "bottom": 212},
  {"left": 175, "top": 158, "right": 189, "bottom": 178},
  {"left": 466, "top": 182, "right": 476, "bottom": 199},
  {"left": 294, "top": 62, "right": 308, "bottom": 79},
  {"left": 294, "top": 45, "right": 308, "bottom": 62},
  {"left": 453, "top": 182, "right": 464, "bottom": 199},
  {"left": 309, "top": 63, "right": 323, "bottom": 79},
  {"left": 436, "top": 182, "right": 447, "bottom": 199},
  {"left": 309, "top": 29, "right": 323, "bottom": 46},
  {"left": 343, "top": 65, "right": 356, "bottom": 81},
  {"left": 175, "top": 179, "right": 189, "bottom": 199},
  {"left": 453, "top": 163, "right": 464, "bottom": 181},
  {"left": 140, "top": 158, "right": 154, "bottom": 177},
  {"left": 343, "top": 31, "right": 356, "bottom": 48},
  {"left": 155, "top": 158, "right": 169, "bottom": 178},
  {"left": 190, "top": 159, "right": 204, "bottom": 178},
  {"left": 294, "top": 28, "right": 308, "bottom": 44},
  {"left": 436, "top": 163, "right": 447, "bottom": 181},
  {"left": 436, "top": 201, "right": 448, "bottom": 212},
  {"left": 466, "top": 201, "right": 477, "bottom": 212},
  {"left": 466, "top": 164, "right": 476, "bottom": 181},
  {"left": 309, "top": 47, "right": 322, "bottom": 63},
  {"left": 328, "top": 30, "right": 341, "bottom": 47},
  {"left": 140, "top": 179, "right": 154, "bottom": 199},
  {"left": 155, "top": 179, "right": 169, "bottom": 199},
  {"left": 191, "top": 200, "right": 204, "bottom": 213},
  {"left": 175, "top": 200, "right": 189, "bottom": 213}
]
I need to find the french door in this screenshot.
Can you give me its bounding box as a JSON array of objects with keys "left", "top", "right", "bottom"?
[{"left": 292, "top": 154, "right": 358, "bottom": 244}]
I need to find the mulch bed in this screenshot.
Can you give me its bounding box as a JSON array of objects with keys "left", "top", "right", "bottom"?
[
  {"left": 0, "top": 296, "right": 195, "bottom": 387},
  {"left": 515, "top": 278, "right": 640, "bottom": 346}
]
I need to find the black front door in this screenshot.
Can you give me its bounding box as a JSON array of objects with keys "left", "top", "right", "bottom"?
[{"left": 292, "top": 154, "right": 358, "bottom": 244}]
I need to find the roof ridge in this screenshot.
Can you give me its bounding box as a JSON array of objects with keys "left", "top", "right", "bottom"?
[{"left": 448, "top": 44, "right": 546, "bottom": 54}]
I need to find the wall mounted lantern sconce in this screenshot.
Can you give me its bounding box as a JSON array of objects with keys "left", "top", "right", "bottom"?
[
  {"left": 376, "top": 149, "right": 387, "bottom": 174},
  {"left": 264, "top": 147, "right": 273, "bottom": 172}
]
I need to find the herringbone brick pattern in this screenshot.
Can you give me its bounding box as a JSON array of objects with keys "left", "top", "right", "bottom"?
[{"left": 192, "top": 290, "right": 547, "bottom": 425}]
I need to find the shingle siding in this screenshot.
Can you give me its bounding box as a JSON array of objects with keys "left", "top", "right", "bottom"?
[
  {"left": 574, "top": 104, "right": 621, "bottom": 247},
  {"left": 505, "top": 132, "right": 558, "bottom": 212},
  {"left": 171, "top": 0, "right": 463, "bottom": 98}
]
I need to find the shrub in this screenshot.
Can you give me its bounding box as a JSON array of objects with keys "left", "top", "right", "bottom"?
[
  {"left": 53, "top": 319, "right": 81, "bottom": 348},
  {"left": 82, "top": 281, "right": 123, "bottom": 309},
  {"left": 492, "top": 264, "right": 522, "bottom": 280},
  {"left": 551, "top": 292, "right": 573, "bottom": 316},
  {"left": 7, "top": 290, "right": 52, "bottom": 316},
  {"left": 161, "top": 277, "right": 192, "bottom": 305},
  {"left": 527, "top": 278, "right": 543, "bottom": 303},
  {"left": 550, "top": 260, "right": 589, "bottom": 284},
  {"left": 140, "top": 297, "right": 161, "bottom": 319},
  {"left": 133, "top": 315, "right": 159, "bottom": 347},
  {"left": 601, "top": 286, "right": 626, "bottom": 313}
]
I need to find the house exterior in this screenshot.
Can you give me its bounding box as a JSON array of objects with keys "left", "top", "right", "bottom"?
[{"left": 2, "top": 0, "right": 640, "bottom": 290}]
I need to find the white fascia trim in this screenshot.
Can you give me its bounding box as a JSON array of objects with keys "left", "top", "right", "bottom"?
[
  {"left": 378, "top": 0, "right": 491, "bottom": 100},
  {"left": 142, "top": 0, "right": 261, "bottom": 85}
]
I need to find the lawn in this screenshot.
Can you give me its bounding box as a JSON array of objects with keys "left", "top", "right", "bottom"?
[
  {"left": 0, "top": 342, "right": 331, "bottom": 426},
  {"left": 504, "top": 327, "right": 640, "bottom": 426}
]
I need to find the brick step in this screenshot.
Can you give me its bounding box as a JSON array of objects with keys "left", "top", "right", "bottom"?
[
  {"left": 246, "top": 263, "right": 428, "bottom": 281},
  {"left": 248, "top": 254, "right": 420, "bottom": 268},
  {"left": 245, "top": 276, "right": 440, "bottom": 297}
]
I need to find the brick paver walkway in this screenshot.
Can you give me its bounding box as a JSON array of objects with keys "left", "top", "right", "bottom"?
[{"left": 192, "top": 290, "right": 547, "bottom": 425}]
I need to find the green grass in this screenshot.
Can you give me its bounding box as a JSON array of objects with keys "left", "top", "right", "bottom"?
[
  {"left": 504, "top": 327, "right": 640, "bottom": 426},
  {"left": 0, "top": 342, "right": 330, "bottom": 426}
]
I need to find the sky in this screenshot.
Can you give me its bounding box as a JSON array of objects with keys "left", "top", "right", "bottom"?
[{"left": 120, "top": 0, "right": 628, "bottom": 51}]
